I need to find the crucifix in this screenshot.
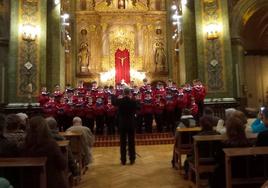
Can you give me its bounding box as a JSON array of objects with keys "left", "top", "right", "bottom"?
[{"left": 118, "top": 57, "right": 127, "bottom": 66}]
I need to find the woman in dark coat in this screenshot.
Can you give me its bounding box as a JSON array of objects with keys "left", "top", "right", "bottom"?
[
  {"left": 22, "top": 116, "right": 68, "bottom": 188},
  {"left": 210, "top": 116, "right": 251, "bottom": 188}
]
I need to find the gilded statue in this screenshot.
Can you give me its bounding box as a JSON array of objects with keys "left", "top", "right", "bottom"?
[
  {"left": 78, "top": 42, "right": 90, "bottom": 73},
  {"left": 154, "top": 42, "right": 166, "bottom": 72}
]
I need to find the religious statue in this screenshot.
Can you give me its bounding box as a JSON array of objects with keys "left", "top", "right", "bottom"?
[
  {"left": 78, "top": 42, "right": 90, "bottom": 73},
  {"left": 154, "top": 42, "right": 166, "bottom": 72},
  {"left": 118, "top": 56, "right": 127, "bottom": 66},
  {"left": 118, "top": 0, "right": 125, "bottom": 9}
]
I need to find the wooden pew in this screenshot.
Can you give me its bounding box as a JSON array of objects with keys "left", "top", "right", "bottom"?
[
  {"left": 59, "top": 131, "right": 83, "bottom": 184},
  {"left": 57, "top": 140, "right": 73, "bottom": 187},
  {"left": 59, "top": 132, "right": 83, "bottom": 167},
  {"left": 224, "top": 147, "right": 268, "bottom": 188},
  {"left": 57, "top": 140, "right": 70, "bottom": 162},
  {"left": 172, "top": 127, "right": 201, "bottom": 170},
  {"left": 0, "top": 157, "right": 47, "bottom": 188},
  {"left": 190, "top": 133, "right": 258, "bottom": 188}
]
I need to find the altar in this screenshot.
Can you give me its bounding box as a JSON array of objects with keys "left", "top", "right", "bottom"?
[{"left": 73, "top": 0, "right": 169, "bottom": 85}]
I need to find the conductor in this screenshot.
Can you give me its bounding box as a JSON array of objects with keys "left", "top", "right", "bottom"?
[{"left": 112, "top": 87, "right": 139, "bottom": 165}]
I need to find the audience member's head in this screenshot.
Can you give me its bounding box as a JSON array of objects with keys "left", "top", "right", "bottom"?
[
  {"left": 199, "top": 115, "right": 214, "bottom": 132},
  {"left": 232, "top": 110, "right": 247, "bottom": 125},
  {"left": 73, "top": 117, "right": 82, "bottom": 126},
  {"left": 262, "top": 108, "right": 268, "bottom": 127},
  {"left": 203, "top": 107, "right": 214, "bottom": 116},
  {"left": 0, "top": 114, "right": 6, "bottom": 136},
  {"left": 46, "top": 117, "right": 58, "bottom": 131},
  {"left": 225, "top": 108, "right": 236, "bottom": 120},
  {"left": 182, "top": 108, "right": 191, "bottom": 116},
  {"left": 6, "top": 114, "right": 21, "bottom": 132},
  {"left": 0, "top": 177, "right": 13, "bottom": 188},
  {"left": 225, "top": 116, "right": 247, "bottom": 144},
  {"left": 123, "top": 87, "right": 130, "bottom": 96},
  {"left": 25, "top": 116, "right": 51, "bottom": 148},
  {"left": 16, "top": 113, "right": 28, "bottom": 130}
]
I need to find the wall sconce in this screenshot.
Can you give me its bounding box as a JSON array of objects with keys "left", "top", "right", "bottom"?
[
  {"left": 20, "top": 24, "right": 39, "bottom": 41},
  {"left": 204, "top": 23, "right": 222, "bottom": 40},
  {"left": 54, "top": 0, "right": 60, "bottom": 5},
  {"left": 181, "top": 0, "right": 187, "bottom": 6}
]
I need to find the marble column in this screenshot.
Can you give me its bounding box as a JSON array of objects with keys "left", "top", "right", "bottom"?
[
  {"left": 0, "top": 0, "right": 10, "bottom": 103},
  {"left": 231, "top": 37, "right": 246, "bottom": 99},
  {"left": 47, "top": 0, "right": 65, "bottom": 91},
  {"left": 179, "top": 0, "right": 198, "bottom": 83},
  {"left": 136, "top": 23, "right": 143, "bottom": 57}
]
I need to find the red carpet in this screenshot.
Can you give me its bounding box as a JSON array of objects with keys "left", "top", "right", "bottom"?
[{"left": 94, "top": 133, "right": 174, "bottom": 147}]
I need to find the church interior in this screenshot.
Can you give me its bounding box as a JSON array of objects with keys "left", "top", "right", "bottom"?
[{"left": 1, "top": 0, "right": 268, "bottom": 188}]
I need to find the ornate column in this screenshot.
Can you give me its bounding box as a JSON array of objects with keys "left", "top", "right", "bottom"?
[
  {"left": 8, "top": 0, "right": 47, "bottom": 102},
  {"left": 101, "top": 23, "right": 110, "bottom": 71},
  {"left": 89, "top": 24, "right": 97, "bottom": 71},
  {"left": 195, "top": 0, "right": 234, "bottom": 98},
  {"left": 142, "top": 25, "right": 149, "bottom": 70},
  {"left": 101, "top": 23, "right": 109, "bottom": 56},
  {"left": 147, "top": 24, "right": 154, "bottom": 72},
  {"left": 136, "top": 23, "right": 143, "bottom": 56}
]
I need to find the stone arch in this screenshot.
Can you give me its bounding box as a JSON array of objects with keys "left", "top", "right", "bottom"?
[
  {"left": 231, "top": 0, "right": 268, "bottom": 107},
  {"left": 231, "top": 0, "right": 268, "bottom": 38}
]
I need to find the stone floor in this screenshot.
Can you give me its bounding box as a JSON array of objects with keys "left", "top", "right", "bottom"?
[{"left": 77, "top": 144, "right": 190, "bottom": 188}]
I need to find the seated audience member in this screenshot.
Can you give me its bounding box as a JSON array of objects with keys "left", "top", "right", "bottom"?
[
  {"left": 256, "top": 108, "right": 268, "bottom": 146},
  {"left": 203, "top": 107, "right": 220, "bottom": 126},
  {"left": 67, "top": 117, "right": 95, "bottom": 165},
  {"left": 177, "top": 109, "right": 196, "bottom": 128},
  {"left": 0, "top": 177, "right": 13, "bottom": 188},
  {"left": 22, "top": 116, "right": 68, "bottom": 188},
  {"left": 5, "top": 114, "right": 26, "bottom": 148},
  {"left": 46, "top": 117, "right": 65, "bottom": 141},
  {"left": 216, "top": 108, "right": 236, "bottom": 134},
  {"left": 251, "top": 109, "right": 268, "bottom": 134},
  {"left": 0, "top": 114, "right": 18, "bottom": 157},
  {"left": 232, "top": 110, "right": 248, "bottom": 125},
  {"left": 46, "top": 116, "right": 79, "bottom": 176},
  {"left": 183, "top": 115, "right": 219, "bottom": 177},
  {"left": 16, "top": 112, "right": 28, "bottom": 130},
  {"left": 210, "top": 116, "right": 251, "bottom": 188}
]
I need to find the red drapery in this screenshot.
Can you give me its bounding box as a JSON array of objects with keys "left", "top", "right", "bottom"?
[{"left": 115, "top": 48, "right": 130, "bottom": 84}]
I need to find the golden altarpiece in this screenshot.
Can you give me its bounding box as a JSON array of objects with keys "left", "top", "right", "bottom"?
[{"left": 73, "top": 0, "right": 169, "bottom": 85}]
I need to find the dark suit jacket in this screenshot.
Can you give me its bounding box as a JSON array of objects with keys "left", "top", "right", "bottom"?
[
  {"left": 112, "top": 95, "right": 139, "bottom": 126},
  {"left": 256, "top": 130, "right": 268, "bottom": 146}
]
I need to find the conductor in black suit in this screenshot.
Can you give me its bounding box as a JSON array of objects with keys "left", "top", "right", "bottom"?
[{"left": 112, "top": 87, "right": 139, "bottom": 165}]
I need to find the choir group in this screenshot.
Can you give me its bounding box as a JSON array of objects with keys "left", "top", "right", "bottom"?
[{"left": 38, "top": 79, "right": 206, "bottom": 134}]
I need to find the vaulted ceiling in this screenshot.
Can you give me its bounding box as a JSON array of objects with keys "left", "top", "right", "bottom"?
[{"left": 241, "top": 5, "right": 268, "bottom": 51}]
